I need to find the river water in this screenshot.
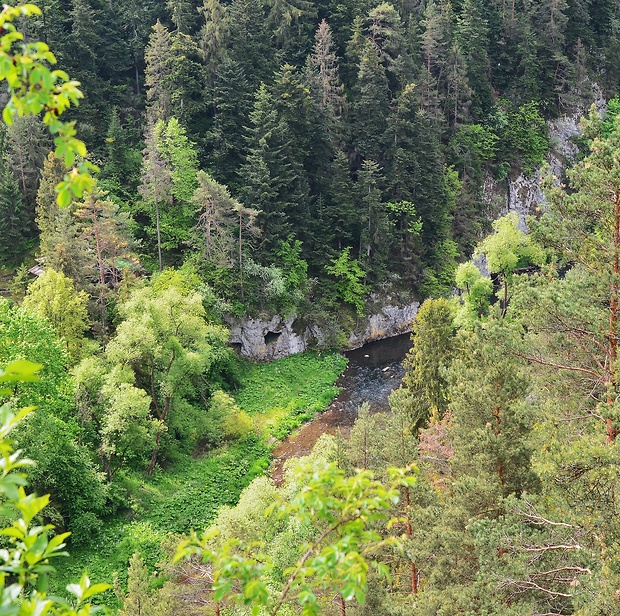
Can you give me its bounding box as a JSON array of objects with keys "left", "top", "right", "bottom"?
[{"left": 271, "top": 333, "right": 412, "bottom": 484}]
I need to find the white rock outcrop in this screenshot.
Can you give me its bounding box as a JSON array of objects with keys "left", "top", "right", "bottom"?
[{"left": 228, "top": 298, "right": 420, "bottom": 360}]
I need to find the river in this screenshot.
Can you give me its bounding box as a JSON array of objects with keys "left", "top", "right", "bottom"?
[{"left": 271, "top": 333, "right": 412, "bottom": 484}]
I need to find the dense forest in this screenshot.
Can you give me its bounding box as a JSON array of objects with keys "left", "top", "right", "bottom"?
[
  {"left": 1, "top": 0, "right": 619, "bottom": 312},
  {"left": 1, "top": 0, "right": 620, "bottom": 613}
]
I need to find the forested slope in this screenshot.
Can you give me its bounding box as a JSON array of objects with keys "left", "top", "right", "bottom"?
[{"left": 3, "top": 0, "right": 619, "bottom": 315}]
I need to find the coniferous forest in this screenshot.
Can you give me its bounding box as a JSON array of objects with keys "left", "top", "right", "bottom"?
[{"left": 2, "top": 0, "right": 620, "bottom": 613}]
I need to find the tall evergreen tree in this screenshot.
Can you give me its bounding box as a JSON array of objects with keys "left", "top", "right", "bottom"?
[
  {"left": 6, "top": 116, "right": 49, "bottom": 233},
  {"left": 207, "top": 59, "right": 253, "bottom": 189},
  {"left": 198, "top": 0, "right": 229, "bottom": 85},
  {"left": 357, "top": 159, "right": 391, "bottom": 280},
  {"left": 455, "top": 0, "right": 492, "bottom": 117},
  {"left": 239, "top": 85, "right": 308, "bottom": 256},
  {"left": 0, "top": 128, "right": 30, "bottom": 267},
  {"left": 351, "top": 41, "right": 390, "bottom": 163},
  {"left": 144, "top": 21, "right": 174, "bottom": 125},
  {"left": 308, "top": 20, "right": 347, "bottom": 121}
]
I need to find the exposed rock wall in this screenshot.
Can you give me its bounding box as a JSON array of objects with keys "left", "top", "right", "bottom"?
[
  {"left": 228, "top": 299, "right": 420, "bottom": 360},
  {"left": 483, "top": 89, "right": 605, "bottom": 226}
]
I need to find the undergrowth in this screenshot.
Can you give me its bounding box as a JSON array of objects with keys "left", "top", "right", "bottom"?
[{"left": 51, "top": 351, "right": 346, "bottom": 608}]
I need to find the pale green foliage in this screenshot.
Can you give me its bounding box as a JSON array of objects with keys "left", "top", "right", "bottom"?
[
  {"left": 0, "top": 360, "right": 110, "bottom": 614},
  {"left": 474, "top": 213, "right": 545, "bottom": 278},
  {"left": 474, "top": 213, "right": 545, "bottom": 315},
  {"left": 22, "top": 269, "right": 91, "bottom": 362},
  {"left": 0, "top": 4, "right": 96, "bottom": 205},
  {"left": 346, "top": 402, "right": 386, "bottom": 471},
  {"left": 210, "top": 390, "right": 253, "bottom": 441},
  {"left": 325, "top": 247, "right": 367, "bottom": 316},
  {"left": 398, "top": 297, "right": 456, "bottom": 431},
  {"left": 177, "top": 459, "right": 416, "bottom": 615},
  {"left": 454, "top": 261, "right": 493, "bottom": 325},
  {"left": 244, "top": 259, "right": 288, "bottom": 300},
  {"left": 157, "top": 118, "right": 199, "bottom": 205},
  {"left": 98, "top": 383, "right": 158, "bottom": 479},
  {"left": 105, "top": 282, "right": 232, "bottom": 471},
  {"left": 118, "top": 552, "right": 177, "bottom": 616},
  {"left": 192, "top": 169, "right": 238, "bottom": 266}
]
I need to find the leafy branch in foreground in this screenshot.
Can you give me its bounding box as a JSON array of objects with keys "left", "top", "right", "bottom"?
[
  {"left": 0, "top": 4, "right": 96, "bottom": 206},
  {"left": 0, "top": 360, "right": 111, "bottom": 615},
  {"left": 176, "top": 461, "right": 417, "bottom": 615}
]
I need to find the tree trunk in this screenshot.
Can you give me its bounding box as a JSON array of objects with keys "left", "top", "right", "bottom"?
[
  {"left": 92, "top": 212, "right": 108, "bottom": 342},
  {"left": 607, "top": 195, "right": 620, "bottom": 442},
  {"left": 148, "top": 425, "right": 162, "bottom": 475},
  {"left": 156, "top": 201, "right": 163, "bottom": 273}
]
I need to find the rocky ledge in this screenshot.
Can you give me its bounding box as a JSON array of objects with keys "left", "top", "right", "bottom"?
[{"left": 227, "top": 299, "right": 420, "bottom": 360}]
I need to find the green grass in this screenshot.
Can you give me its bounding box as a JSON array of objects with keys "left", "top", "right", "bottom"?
[{"left": 233, "top": 351, "right": 348, "bottom": 440}]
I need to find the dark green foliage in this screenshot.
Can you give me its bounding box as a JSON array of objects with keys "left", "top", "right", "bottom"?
[
  {"left": 207, "top": 59, "right": 253, "bottom": 189},
  {"left": 351, "top": 42, "right": 390, "bottom": 162},
  {"left": 0, "top": 127, "right": 31, "bottom": 267}
]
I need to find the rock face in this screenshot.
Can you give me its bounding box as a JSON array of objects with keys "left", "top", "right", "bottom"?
[
  {"left": 483, "top": 89, "right": 605, "bottom": 226},
  {"left": 228, "top": 299, "right": 420, "bottom": 360},
  {"left": 346, "top": 300, "right": 419, "bottom": 349}
]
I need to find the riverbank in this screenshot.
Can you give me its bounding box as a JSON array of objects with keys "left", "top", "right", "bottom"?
[{"left": 270, "top": 333, "right": 412, "bottom": 483}]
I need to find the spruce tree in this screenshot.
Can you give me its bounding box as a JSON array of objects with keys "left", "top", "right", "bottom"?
[
  {"left": 397, "top": 297, "right": 456, "bottom": 432},
  {"left": 0, "top": 129, "right": 30, "bottom": 267},
  {"left": 144, "top": 21, "right": 174, "bottom": 125},
  {"left": 308, "top": 20, "right": 347, "bottom": 120},
  {"left": 198, "top": 0, "right": 229, "bottom": 85},
  {"left": 207, "top": 59, "right": 253, "bottom": 189},
  {"left": 351, "top": 41, "right": 390, "bottom": 163}
]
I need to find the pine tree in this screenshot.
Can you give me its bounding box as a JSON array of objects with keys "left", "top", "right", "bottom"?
[
  {"left": 138, "top": 119, "right": 199, "bottom": 267},
  {"left": 139, "top": 123, "right": 173, "bottom": 271},
  {"left": 192, "top": 170, "right": 238, "bottom": 268},
  {"left": 36, "top": 154, "right": 92, "bottom": 286},
  {"left": 75, "top": 188, "right": 138, "bottom": 340},
  {"left": 265, "top": 0, "right": 316, "bottom": 61}
]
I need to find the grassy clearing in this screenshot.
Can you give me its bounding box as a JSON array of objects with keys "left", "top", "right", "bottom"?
[
  {"left": 51, "top": 351, "right": 346, "bottom": 607},
  {"left": 233, "top": 350, "right": 348, "bottom": 440}
]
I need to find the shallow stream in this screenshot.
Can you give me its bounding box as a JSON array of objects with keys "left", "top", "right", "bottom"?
[{"left": 271, "top": 333, "right": 412, "bottom": 484}]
